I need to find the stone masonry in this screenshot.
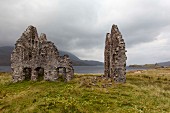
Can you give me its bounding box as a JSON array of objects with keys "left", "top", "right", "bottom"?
[
  {"left": 104, "top": 24, "right": 127, "bottom": 83},
  {"left": 11, "top": 25, "right": 74, "bottom": 82}
]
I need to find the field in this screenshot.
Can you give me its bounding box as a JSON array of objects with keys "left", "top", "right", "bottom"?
[{"left": 0, "top": 68, "right": 170, "bottom": 113}]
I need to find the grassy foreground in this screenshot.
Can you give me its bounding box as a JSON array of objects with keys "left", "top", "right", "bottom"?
[{"left": 0, "top": 68, "right": 170, "bottom": 113}]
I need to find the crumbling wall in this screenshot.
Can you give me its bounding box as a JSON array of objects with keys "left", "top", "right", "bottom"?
[
  {"left": 104, "top": 24, "right": 127, "bottom": 83},
  {"left": 11, "top": 25, "right": 74, "bottom": 82}
]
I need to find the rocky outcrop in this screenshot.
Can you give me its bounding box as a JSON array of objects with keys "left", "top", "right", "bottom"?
[
  {"left": 11, "top": 25, "right": 74, "bottom": 82},
  {"left": 104, "top": 24, "right": 127, "bottom": 83}
]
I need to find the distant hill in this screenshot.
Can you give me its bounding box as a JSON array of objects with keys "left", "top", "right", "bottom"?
[
  {"left": 157, "top": 61, "right": 170, "bottom": 67},
  {"left": 58, "top": 50, "right": 81, "bottom": 61},
  {"left": 58, "top": 50, "right": 103, "bottom": 66},
  {"left": 0, "top": 46, "right": 14, "bottom": 66},
  {"left": 129, "top": 61, "right": 170, "bottom": 68},
  {"left": 0, "top": 46, "right": 103, "bottom": 66}
]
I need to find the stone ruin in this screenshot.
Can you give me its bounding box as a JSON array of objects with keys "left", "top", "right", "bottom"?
[
  {"left": 104, "top": 24, "right": 127, "bottom": 83},
  {"left": 11, "top": 25, "right": 74, "bottom": 82}
]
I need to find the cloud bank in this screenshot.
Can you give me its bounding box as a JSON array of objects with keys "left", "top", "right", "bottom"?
[{"left": 0, "top": 0, "right": 170, "bottom": 65}]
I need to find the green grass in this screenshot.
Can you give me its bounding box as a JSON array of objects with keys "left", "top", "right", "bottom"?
[{"left": 0, "top": 69, "right": 170, "bottom": 113}]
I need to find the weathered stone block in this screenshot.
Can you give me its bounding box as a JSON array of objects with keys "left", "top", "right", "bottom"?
[{"left": 104, "top": 24, "right": 127, "bottom": 83}]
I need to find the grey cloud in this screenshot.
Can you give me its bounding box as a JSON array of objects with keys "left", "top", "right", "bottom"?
[{"left": 0, "top": 0, "right": 170, "bottom": 63}]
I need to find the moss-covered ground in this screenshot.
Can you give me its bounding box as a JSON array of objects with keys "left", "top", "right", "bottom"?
[{"left": 0, "top": 68, "right": 170, "bottom": 113}]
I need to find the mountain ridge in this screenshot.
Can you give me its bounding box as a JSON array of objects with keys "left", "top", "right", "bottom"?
[{"left": 0, "top": 46, "right": 103, "bottom": 66}]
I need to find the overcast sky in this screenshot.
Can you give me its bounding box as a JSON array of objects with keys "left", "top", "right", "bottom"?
[{"left": 0, "top": 0, "right": 170, "bottom": 65}]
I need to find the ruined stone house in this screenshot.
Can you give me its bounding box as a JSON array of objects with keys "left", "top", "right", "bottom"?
[
  {"left": 11, "top": 25, "right": 74, "bottom": 82},
  {"left": 104, "top": 24, "right": 127, "bottom": 83}
]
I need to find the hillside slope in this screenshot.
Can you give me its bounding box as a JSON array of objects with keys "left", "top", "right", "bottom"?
[{"left": 0, "top": 46, "right": 103, "bottom": 66}]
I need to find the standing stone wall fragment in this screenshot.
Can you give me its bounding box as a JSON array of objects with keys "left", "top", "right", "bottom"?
[
  {"left": 104, "top": 24, "right": 127, "bottom": 83},
  {"left": 11, "top": 25, "right": 74, "bottom": 82}
]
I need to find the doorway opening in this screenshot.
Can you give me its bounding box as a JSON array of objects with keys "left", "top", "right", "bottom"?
[
  {"left": 23, "top": 67, "right": 32, "bottom": 80},
  {"left": 56, "top": 67, "right": 66, "bottom": 81},
  {"left": 35, "top": 67, "right": 44, "bottom": 81}
]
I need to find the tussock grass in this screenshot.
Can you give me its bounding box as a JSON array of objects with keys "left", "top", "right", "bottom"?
[{"left": 0, "top": 68, "right": 170, "bottom": 113}]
